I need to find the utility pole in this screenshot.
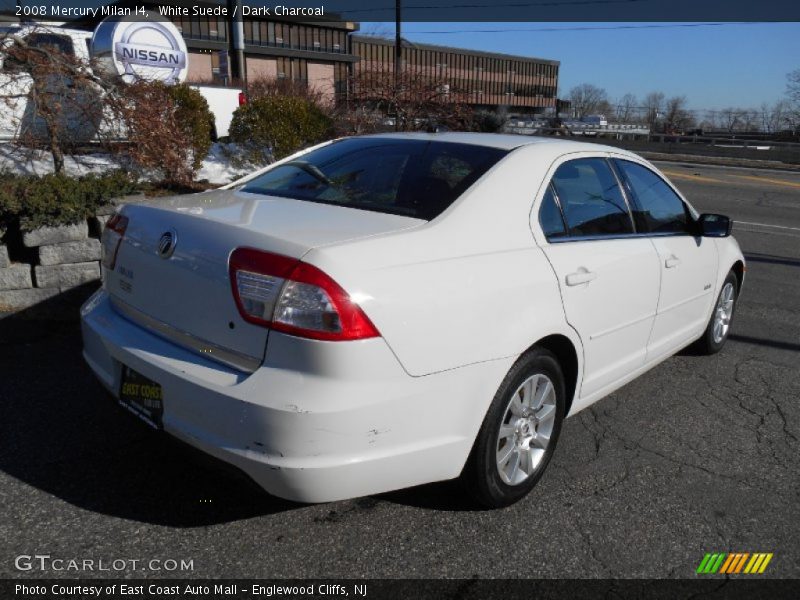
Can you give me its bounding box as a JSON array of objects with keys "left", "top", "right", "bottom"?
[
  {"left": 228, "top": 0, "right": 246, "bottom": 85},
  {"left": 394, "top": 0, "right": 401, "bottom": 131}
]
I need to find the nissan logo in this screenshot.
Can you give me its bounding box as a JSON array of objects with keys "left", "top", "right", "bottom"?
[
  {"left": 158, "top": 230, "right": 178, "bottom": 259},
  {"left": 91, "top": 11, "right": 188, "bottom": 85}
]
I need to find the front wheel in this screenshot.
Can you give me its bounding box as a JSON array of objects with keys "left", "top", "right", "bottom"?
[
  {"left": 694, "top": 271, "right": 739, "bottom": 355},
  {"left": 462, "top": 348, "right": 565, "bottom": 508}
]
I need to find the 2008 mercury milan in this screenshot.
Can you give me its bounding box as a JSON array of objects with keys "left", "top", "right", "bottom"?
[{"left": 81, "top": 133, "right": 744, "bottom": 507}]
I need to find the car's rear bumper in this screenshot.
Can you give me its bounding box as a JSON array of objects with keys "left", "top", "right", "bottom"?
[{"left": 81, "top": 289, "right": 509, "bottom": 503}]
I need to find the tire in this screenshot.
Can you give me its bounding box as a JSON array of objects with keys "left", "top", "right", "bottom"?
[
  {"left": 693, "top": 271, "right": 739, "bottom": 355},
  {"left": 462, "top": 348, "right": 566, "bottom": 508}
]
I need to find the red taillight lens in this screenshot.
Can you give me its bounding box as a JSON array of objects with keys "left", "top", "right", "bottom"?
[
  {"left": 238, "top": 92, "right": 247, "bottom": 106},
  {"left": 229, "top": 247, "right": 379, "bottom": 341},
  {"left": 101, "top": 213, "right": 128, "bottom": 270}
]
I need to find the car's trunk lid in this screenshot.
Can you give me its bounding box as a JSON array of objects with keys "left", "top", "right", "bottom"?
[{"left": 106, "top": 190, "right": 422, "bottom": 371}]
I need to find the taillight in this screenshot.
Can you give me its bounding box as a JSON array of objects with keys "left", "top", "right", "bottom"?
[
  {"left": 238, "top": 92, "right": 247, "bottom": 106},
  {"left": 101, "top": 213, "right": 128, "bottom": 270},
  {"left": 229, "top": 247, "right": 379, "bottom": 341}
]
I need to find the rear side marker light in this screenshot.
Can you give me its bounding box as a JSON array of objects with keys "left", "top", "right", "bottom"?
[
  {"left": 229, "top": 247, "right": 379, "bottom": 341},
  {"left": 101, "top": 213, "right": 129, "bottom": 270}
]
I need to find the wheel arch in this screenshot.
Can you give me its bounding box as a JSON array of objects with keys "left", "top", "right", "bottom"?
[
  {"left": 731, "top": 259, "right": 745, "bottom": 291},
  {"left": 527, "top": 334, "right": 580, "bottom": 417}
]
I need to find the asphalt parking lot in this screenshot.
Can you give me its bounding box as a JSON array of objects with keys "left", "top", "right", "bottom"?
[{"left": 1, "top": 161, "right": 798, "bottom": 579}]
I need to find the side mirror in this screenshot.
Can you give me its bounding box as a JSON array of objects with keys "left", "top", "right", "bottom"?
[{"left": 697, "top": 213, "right": 732, "bottom": 237}]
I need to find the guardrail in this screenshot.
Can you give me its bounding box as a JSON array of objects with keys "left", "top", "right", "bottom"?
[
  {"left": 647, "top": 133, "right": 800, "bottom": 150},
  {"left": 504, "top": 125, "right": 800, "bottom": 151},
  {"left": 505, "top": 123, "right": 651, "bottom": 137}
]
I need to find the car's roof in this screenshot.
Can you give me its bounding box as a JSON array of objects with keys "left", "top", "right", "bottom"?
[{"left": 358, "top": 131, "right": 632, "bottom": 156}]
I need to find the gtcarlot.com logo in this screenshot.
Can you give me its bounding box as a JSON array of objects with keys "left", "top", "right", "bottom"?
[
  {"left": 697, "top": 552, "right": 773, "bottom": 575},
  {"left": 15, "top": 554, "right": 194, "bottom": 572}
]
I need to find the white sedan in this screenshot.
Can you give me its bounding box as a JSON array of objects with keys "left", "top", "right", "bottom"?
[{"left": 81, "top": 133, "right": 745, "bottom": 507}]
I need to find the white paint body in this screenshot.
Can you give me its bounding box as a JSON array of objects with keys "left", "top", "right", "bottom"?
[{"left": 81, "top": 133, "right": 745, "bottom": 502}]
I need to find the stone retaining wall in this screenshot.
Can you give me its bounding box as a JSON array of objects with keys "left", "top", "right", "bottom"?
[
  {"left": 0, "top": 196, "right": 141, "bottom": 315},
  {"left": 0, "top": 219, "right": 104, "bottom": 312}
]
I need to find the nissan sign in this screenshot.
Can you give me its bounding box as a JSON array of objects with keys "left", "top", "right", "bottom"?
[{"left": 91, "top": 11, "right": 188, "bottom": 85}]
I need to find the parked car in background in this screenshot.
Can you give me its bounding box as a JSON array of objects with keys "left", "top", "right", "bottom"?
[
  {"left": 581, "top": 114, "right": 608, "bottom": 126},
  {"left": 81, "top": 133, "right": 745, "bottom": 507}
]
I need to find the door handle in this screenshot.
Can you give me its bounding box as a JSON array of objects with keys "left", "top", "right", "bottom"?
[
  {"left": 565, "top": 268, "right": 597, "bottom": 286},
  {"left": 665, "top": 255, "right": 681, "bottom": 268}
]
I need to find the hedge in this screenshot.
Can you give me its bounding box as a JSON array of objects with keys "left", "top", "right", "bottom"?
[
  {"left": 0, "top": 171, "right": 141, "bottom": 233},
  {"left": 166, "top": 84, "right": 214, "bottom": 170},
  {"left": 229, "top": 96, "right": 333, "bottom": 163}
]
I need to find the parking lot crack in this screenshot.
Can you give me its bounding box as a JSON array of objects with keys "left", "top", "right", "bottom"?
[
  {"left": 571, "top": 514, "right": 615, "bottom": 576},
  {"left": 596, "top": 420, "right": 787, "bottom": 496}
]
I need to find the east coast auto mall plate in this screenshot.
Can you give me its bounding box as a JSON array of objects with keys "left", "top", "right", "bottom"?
[{"left": 119, "top": 366, "right": 163, "bottom": 429}]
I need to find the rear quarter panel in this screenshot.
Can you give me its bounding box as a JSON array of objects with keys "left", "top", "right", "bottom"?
[{"left": 303, "top": 144, "right": 582, "bottom": 377}]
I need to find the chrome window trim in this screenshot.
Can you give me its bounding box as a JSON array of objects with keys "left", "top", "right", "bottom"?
[
  {"left": 538, "top": 182, "right": 569, "bottom": 240},
  {"left": 547, "top": 231, "right": 695, "bottom": 244},
  {"left": 109, "top": 295, "right": 262, "bottom": 374},
  {"left": 605, "top": 157, "right": 638, "bottom": 233}
]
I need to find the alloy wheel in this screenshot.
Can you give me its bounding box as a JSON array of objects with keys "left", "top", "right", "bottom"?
[
  {"left": 495, "top": 373, "right": 557, "bottom": 486},
  {"left": 712, "top": 282, "right": 735, "bottom": 343}
]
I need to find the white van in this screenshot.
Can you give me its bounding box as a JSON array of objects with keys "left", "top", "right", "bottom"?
[{"left": 0, "top": 21, "right": 243, "bottom": 142}]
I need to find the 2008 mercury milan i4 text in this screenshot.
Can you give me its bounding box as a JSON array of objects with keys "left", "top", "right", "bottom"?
[{"left": 81, "top": 133, "right": 745, "bottom": 507}]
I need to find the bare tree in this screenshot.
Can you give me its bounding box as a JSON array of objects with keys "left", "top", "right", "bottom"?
[
  {"left": 663, "top": 96, "right": 694, "bottom": 133},
  {"left": 0, "top": 27, "right": 107, "bottom": 174},
  {"left": 567, "top": 83, "right": 608, "bottom": 119},
  {"left": 105, "top": 81, "right": 203, "bottom": 187},
  {"left": 359, "top": 24, "right": 393, "bottom": 39},
  {"left": 760, "top": 101, "right": 795, "bottom": 133},
  {"left": 615, "top": 93, "right": 638, "bottom": 123},
  {"left": 719, "top": 107, "right": 745, "bottom": 132},
  {"left": 787, "top": 69, "right": 800, "bottom": 105},
  {"left": 1, "top": 25, "right": 221, "bottom": 186},
  {"left": 350, "top": 65, "right": 474, "bottom": 131},
  {"left": 786, "top": 70, "right": 800, "bottom": 129},
  {"left": 643, "top": 91, "right": 665, "bottom": 129},
  {"left": 739, "top": 108, "right": 760, "bottom": 131},
  {"left": 596, "top": 98, "right": 615, "bottom": 118}
]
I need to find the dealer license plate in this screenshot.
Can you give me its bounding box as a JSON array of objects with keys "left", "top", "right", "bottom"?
[{"left": 119, "top": 366, "right": 163, "bottom": 429}]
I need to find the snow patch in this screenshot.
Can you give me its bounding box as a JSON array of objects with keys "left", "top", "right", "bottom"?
[
  {"left": 0, "top": 144, "right": 121, "bottom": 178},
  {"left": 0, "top": 142, "right": 254, "bottom": 185},
  {"left": 196, "top": 143, "right": 253, "bottom": 185}
]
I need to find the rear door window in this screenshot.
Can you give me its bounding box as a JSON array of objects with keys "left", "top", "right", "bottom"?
[{"left": 550, "top": 158, "right": 633, "bottom": 237}]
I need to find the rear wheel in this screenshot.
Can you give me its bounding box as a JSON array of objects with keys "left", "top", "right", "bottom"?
[
  {"left": 462, "top": 348, "right": 565, "bottom": 508},
  {"left": 693, "top": 271, "right": 738, "bottom": 355}
]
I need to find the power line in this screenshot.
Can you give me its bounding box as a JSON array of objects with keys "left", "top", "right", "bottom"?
[
  {"left": 404, "top": 22, "right": 771, "bottom": 34},
  {"left": 338, "top": 0, "right": 651, "bottom": 13}
]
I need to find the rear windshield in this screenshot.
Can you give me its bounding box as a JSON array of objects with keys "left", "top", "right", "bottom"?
[{"left": 239, "top": 138, "right": 509, "bottom": 220}]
